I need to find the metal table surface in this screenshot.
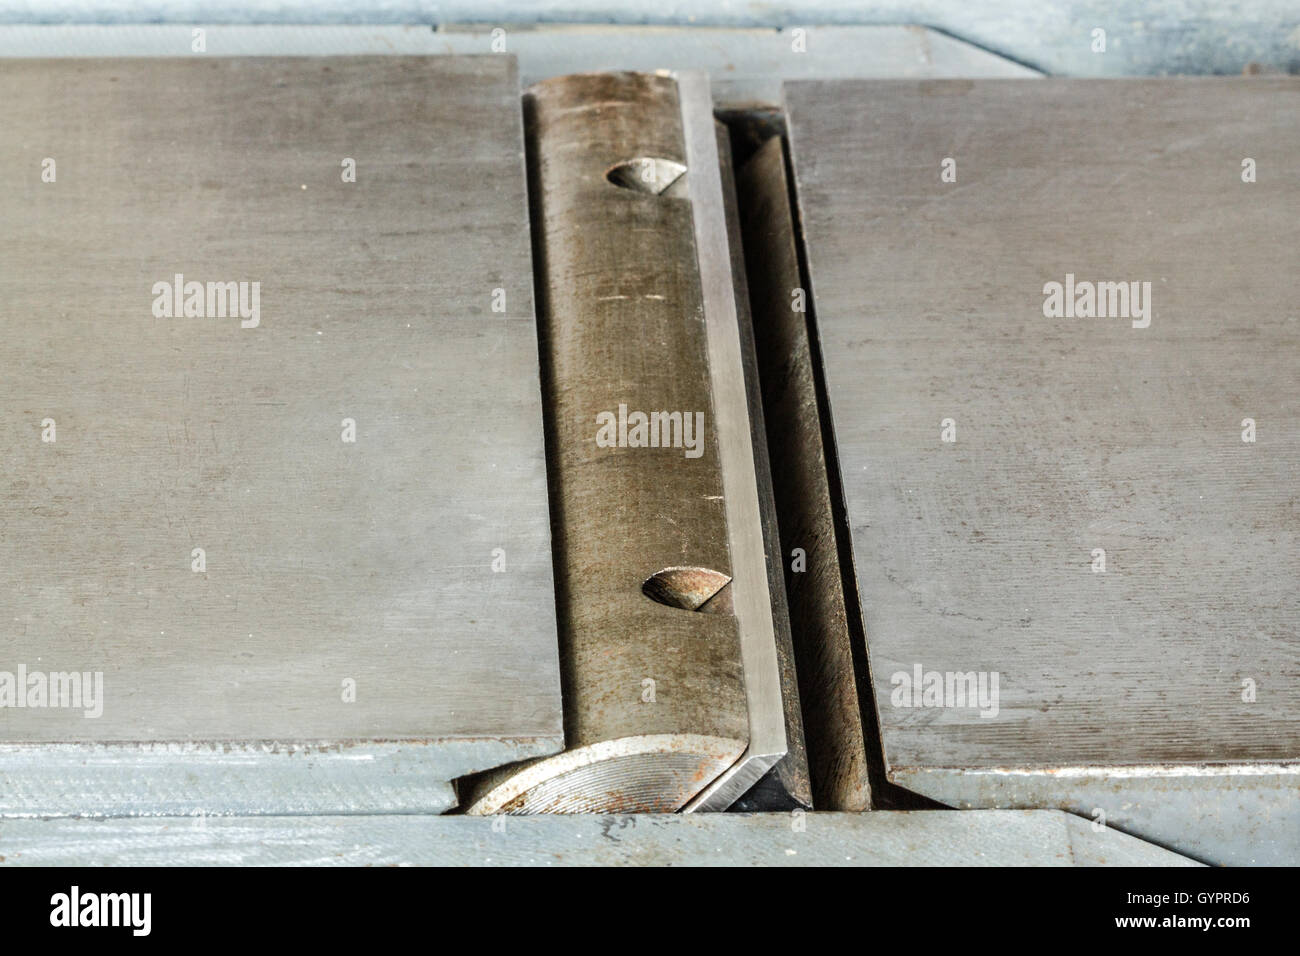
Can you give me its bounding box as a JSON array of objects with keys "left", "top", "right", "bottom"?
[
  {"left": 0, "top": 55, "right": 563, "bottom": 814},
  {"left": 785, "top": 77, "right": 1300, "bottom": 865}
]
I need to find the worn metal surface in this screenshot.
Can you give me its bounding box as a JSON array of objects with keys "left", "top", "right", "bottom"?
[
  {"left": 0, "top": 56, "right": 562, "bottom": 813},
  {"left": 0, "top": 810, "right": 1199, "bottom": 866},
  {"left": 0, "top": 25, "right": 1038, "bottom": 106},
  {"left": 785, "top": 77, "right": 1300, "bottom": 864},
  {"left": 736, "top": 137, "right": 872, "bottom": 811},
  {"left": 464, "top": 72, "right": 749, "bottom": 814}
]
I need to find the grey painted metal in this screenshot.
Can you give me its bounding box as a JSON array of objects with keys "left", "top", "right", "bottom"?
[
  {"left": 0, "top": 810, "right": 1200, "bottom": 866},
  {"left": 677, "top": 71, "right": 790, "bottom": 812},
  {"left": 464, "top": 72, "right": 749, "bottom": 814},
  {"left": 0, "top": 25, "right": 1038, "bottom": 105},
  {"left": 899, "top": 767, "right": 1300, "bottom": 867},
  {"left": 0, "top": 741, "right": 550, "bottom": 817},
  {"left": 0, "top": 2, "right": 1292, "bottom": 77},
  {"left": 784, "top": 77, "right": 1300, "bottom": 865},
  {"left": 736, "top": 136, "right": 872, "bottom": 811},
  {"left": 0, "top": 55, "right": 562, "bottom": 814}
]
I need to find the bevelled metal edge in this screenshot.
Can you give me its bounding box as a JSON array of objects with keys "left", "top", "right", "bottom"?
[{"left": 676, "top": 71, "right": 790, "bottom": 811}]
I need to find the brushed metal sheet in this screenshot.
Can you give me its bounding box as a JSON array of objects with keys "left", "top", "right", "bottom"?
[
  {"left": 785, "top": 78, "right": 1300, "bottom": 863},
  {"left": 0, "top": 56, "right": 562, "bottom": 812}
]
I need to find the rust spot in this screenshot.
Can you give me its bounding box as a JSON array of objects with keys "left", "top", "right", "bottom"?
[{"left": 642, "top": 566, "right": 731, "bottom": 612}]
